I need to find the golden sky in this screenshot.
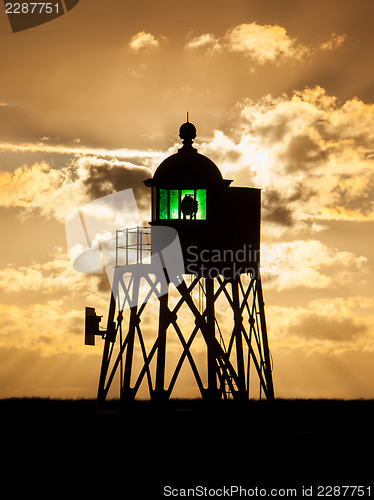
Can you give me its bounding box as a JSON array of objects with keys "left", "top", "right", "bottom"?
[{"left": 1, "top": 0, "right": 374, "bottom": 398}]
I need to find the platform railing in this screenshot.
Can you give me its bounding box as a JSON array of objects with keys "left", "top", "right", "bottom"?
[{"left": 116, "top": 226, "right": 151, "bottom": 266}]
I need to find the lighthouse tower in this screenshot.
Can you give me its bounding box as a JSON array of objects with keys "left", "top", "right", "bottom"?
[{"left": 86, "top": 120, "right": 274, "bottom": 408}]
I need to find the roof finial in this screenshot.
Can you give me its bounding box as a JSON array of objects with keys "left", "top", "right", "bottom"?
[{"left": 179, "top": 115, "right": 197, "bottom": 148}]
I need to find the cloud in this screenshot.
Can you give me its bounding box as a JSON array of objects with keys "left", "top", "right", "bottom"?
[
  {"left": 322, "top": 97, "right": 374, "bottom": 146},
  {"left": 0, "top": 251, "right": 93, "bottom": 294},
  {"left": 320, "top": 33, "right": 347, "bottom": 51},
  {"left": 224, "top": 23, "right": 308, "bottom": 63},
  {"left": 317, "top": 206, "right": 374, "bottom": 222},
  {"left": 260, "top": 189, "right": 294, "bottom": 226},
  {"left": 0, "top": 246, "right": 111, "bottom": 356},
  {"left": 0, "top": 154, "right": 152, "bottom": 222},
  {"left": 0, "top": 300, "right": 92, "bottom": 355},
  {"left": 266, "top": 295, "right": 374, "bottom": 356},
  {"left": 185, "top": 33, "right": 221, "bottom": 54},
  {"left": 261, "top": 240, "right": 367, "bottom": 290},
  {"left": 76, "top": 156, "right": 151, "bottom": 213},
  {"left": 185, "top": 24, "right": 348, "bottom": 70},
  {"left": 129, "top": 31, "right": 161, "bottom": 52},
  {"left": 291, "top": 313, "right": 368, "bottom": 342},
  {"left": 186, "top": 22, "right": 307, "bottom": 63},
  {"left": 198, "top": 86, "right": 374, "bottom": 228},
  {"left": 0, "top": 140, "right": 163, "bottom": 159},
  {"left": 186, "top": 23, "right": 346, "bottom": 64}
]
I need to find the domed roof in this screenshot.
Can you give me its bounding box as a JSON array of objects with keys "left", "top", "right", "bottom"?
[{"left": 144, "top": 121, "right": 231, "bottom": 188}]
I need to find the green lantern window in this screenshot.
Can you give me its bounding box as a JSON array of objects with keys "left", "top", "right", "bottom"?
[
  {"left": 170, "top": 189, "right": 179, "bottom": 219},
  {"left": 159, "top": 189, "right": 168, "bottom": 220},
  {"left": 157, "top": 189, "right": 206, "bottom": 220},
  {"left": 196, "top": 189, "right": 206, "bottom": 219}
]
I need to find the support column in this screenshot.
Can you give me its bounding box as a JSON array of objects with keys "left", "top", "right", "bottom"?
[
  {"left": 120, "top": 274, "right": 141, "bottom": 402},
  {"left": 153, "top": 281, "right": 169, "bottom": 401},
  {"left": 255, "top": 278, "right": 274, "bottom": 400},
  {"left": 232, "top": 278, "right": 246, "bottom": 399},
  {"left": 205, "top": 277, "right": 218, "bottom": 400}
]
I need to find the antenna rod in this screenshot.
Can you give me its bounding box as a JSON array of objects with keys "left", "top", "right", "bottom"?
[{"left": 187, "top": 111, "right": 189, "bottom": 123}]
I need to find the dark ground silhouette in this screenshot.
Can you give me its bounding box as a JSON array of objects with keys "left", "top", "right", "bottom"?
[{"left": 1, "top": 398, "right": 372, "bottom": 497}]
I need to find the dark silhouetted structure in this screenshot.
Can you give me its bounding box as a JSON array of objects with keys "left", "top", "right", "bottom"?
[{"left": 86, "top": 120, "right": 274, "bottom": 409}]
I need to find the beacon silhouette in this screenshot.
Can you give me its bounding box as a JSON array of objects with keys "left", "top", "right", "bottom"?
[
  {"left": 144, "top": 120, "right": 261, "bottom": 278},
  {"left": 85, "top": 120, "right": 274, "bottom": 408}
]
